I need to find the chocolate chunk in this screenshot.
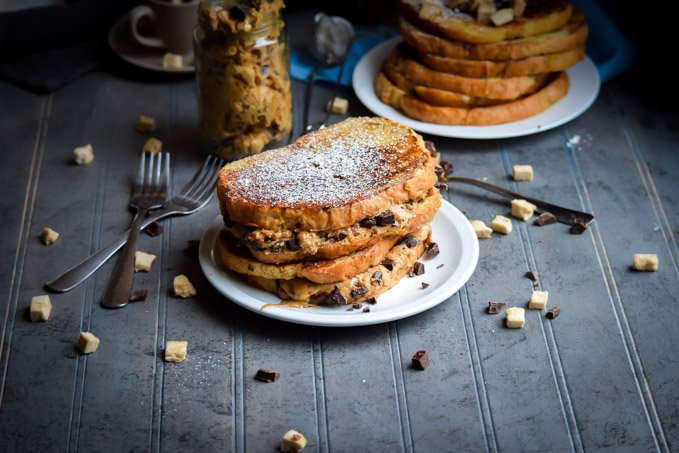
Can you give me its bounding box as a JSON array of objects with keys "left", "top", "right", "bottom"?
[
  {"left": 440, "top": 160, "right": 454, "bottom": 177},
  {"left": 228, "top": 5, "right": 247, "bottom": 21},
  {"left": 421, "top": 282, "right": 430, "bottom": 289},
  {"left": 185, "top": 239, "right": 201, "bottom": 256},
  {"left": 434, "top": 182, "right": 448, "bottom": 191},
  {"left": 436, "top": 264, "right": 444, "bottom": 269},
  {"left": 400, "top": 234, "right": 419, "bottom": 248},
  {"left": 337, "top": 231, "right": 348, "bottom": 241},
  {"left": 435, "top": 166, "right": 444, "bottom": 180},
  {"left": 352, "top": 303, "right": 362, "bottom": 309},
  {"left": 309, "top": 287, "right": 346, "bottom": 306},
  {"left": 128, "top": 289, "right": 148, "bottom": 302},
  {"left": 487, "top": 301, "right": 506, "bottom": 314},
  {"left": 411, "top": 350, "right": 430, "bottom": 370},
  {"left": 569, "top": 218, "right": 588, "bottom": 234},
  {"left": 365, "top": 297, "right": 377, "bottom": 305},
  {"left": 381, "top": 259, "right": 396, "bottom": 271},
  {"left": 546, "top": 307, "right": 561, "bottom": 319},
  {"left": 145, "top": 221, "right": 163, "bottom": 237},
  {"left": 360, "top": 217, "right": 376, "bottom": 228},
  {"left": 375, "top": 210, "right": 396, "bottom": 226},
  {"left": 534, "top": 212, "right": 557, "bottom": 226},
  {"left": 362, "top": 307, "right": 370, "bottom": 313},
  {"left": 254, "top": 368, "right": 280, "bottom": 383},
  {"left": 424, "top": 140, "right": 437, "bottom": 157},
  {"left": 408, "top": 261, "right": 425, "bottom": 277},
  {"left": 346, "top": 308, "right": 354, "bottom": 312},
  {"left": 285, "top": 237, "right": 301, "bottom": 251},
  {"left": 371, "top": 270, "right": 383, "bottom": 284},
  {"left": 524, "top": 270, "right": 538, "bottom": 282},
  {"left": 423, "top": 242, "right": 440, "bottom": 259},
  {"left": 350, "top": 286, "right": 369, "bottom": 300}
]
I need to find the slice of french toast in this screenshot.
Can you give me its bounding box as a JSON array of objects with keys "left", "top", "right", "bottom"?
[
  {"left": 400, "top": 0, "right": 573, "bottom": 44},
  {"left": 228, "top": 188, "right": 441, "bottom": 264},
  {"left": 400, "top": 10, "right": 588, "bottom": 61},
  {"left": 238, "top": 225, "right": 432, "bottom": 305},
  {"left": 217, "top": 117, "right": 437, "bottom": 231}
]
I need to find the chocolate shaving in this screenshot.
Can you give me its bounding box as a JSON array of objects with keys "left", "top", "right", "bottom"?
[
  {"left": 346, "top": 308, "right": 354, "bottom": 312},
  {"left": 409, "top": 261, "right": 425, "bottom": 277},
  {"left": 546, "top": 307, "right": 561, "bottom": 319},
  {"left": 381, "top": 259, "right": 396, "bottom": 271},
  {"left": 400, "top": 234, "right": 419, "bottom": 248},
  {"left": 375, "top": 210, "right": 396, "bottom": 226},
  {"left": 128, "top": 289, "right": 148, "bottom": 302},
  {"left": 411, "top": 350, "right": 430, "bottom": 370},
  {"left": 424, "top": 242, "right": 440, "bottom": 259},
  {"left": 350, "top": 286, "right": 369, "bottom": 300},
  {"left": 421, "top": 282, "right": 430, "bottom": 289},
  {"left": 145, "top": 221, "right": 163, "bottom": 237},
  {"left": 534, "top": 212, "right": 557, "bottom": 226},
  {"left": 254, "top": 368, "right": 280, "bottom": 383},
  {"left": 487, "top": 301, "right": 506, "bottom": 314},
  {"left": 569, "top": 218, "right": 588, "bottom": 234}
]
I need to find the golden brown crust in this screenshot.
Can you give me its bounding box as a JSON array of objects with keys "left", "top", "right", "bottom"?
[
  {"left": 419, "top": 46, "right": 584, "bottom": 78},
  {"left": 235, "top": 189, "right": 441, "bottom": 264},
  {"left": 400, "top": 0, "right": 573, "bottom": 44},
  {"left": 240, "top": 225, "right": 432, "bottom": 304},
  {"left": 217, "top": 117, "right": 437, "bottom": 231},
  {"left": 400, "top": 11, "right": 588, "bottom": 61}
]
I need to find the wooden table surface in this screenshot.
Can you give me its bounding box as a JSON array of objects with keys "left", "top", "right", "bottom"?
[{"left": 1, "top": 8, "right": 678, "bottom": 453}]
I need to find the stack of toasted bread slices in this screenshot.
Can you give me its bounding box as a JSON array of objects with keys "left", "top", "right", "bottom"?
[
  {"left": 375, "top": 0, "right": 588, "bottom": 125},
  {"left": 216, "top": 117, "right": 443, "bottom": 306}
]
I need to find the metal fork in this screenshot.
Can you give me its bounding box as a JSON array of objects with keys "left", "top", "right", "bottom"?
[
  {"left": 101, "top": 152, "right": 170, "bottom": 308},
  {"left": 45, "top": 155, "right": 224, "bottom": 293}
]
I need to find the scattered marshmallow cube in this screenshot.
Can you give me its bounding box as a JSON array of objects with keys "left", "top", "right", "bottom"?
[
  {"left": 73, "top": 144, "right": 94, "bottom": 165},
  {"left": 491, "top": 215, "right": 512, "bottom": 234},
  {"left": 162, "top": 52, "right": 184, "bottom": 68},
  {"left": 505, "top": 307, "right": 525, "bottom": 329},
  {"left": 528, "top": 290, "right": 549, "bottom": 310},
  {"left": 326, "top": 97, "right": 349, "bottom": 115},
  {"left": 134, "top": 251, "right": 157, "bottom": 272},
  {"left": 79, "top": 332, "right": 100, "bottom": 354},
  {"left": 165, "top": 340, "right": 188, "bottom": 362},
  {"left": 143, "top": 137, "right": 163, "bottom": 154},
  {"left": 632, "top": 254, "right": 658, "bottom": 272},
  {"left": 174, "top": 274, "right": 197, "bottom": 298},
  {"left": 471, "top": 220, "right": 492, "bottom": 239},
  {"left": 136, "top": 115, "right": 156, "bottom": 133},
  {"left": 511, "top": 199, "right": 537, "bottom": 221},
  {"left": 512, "top": 164, "right": 534, "bottom": 181},
  {"left": 30, "top": 295, "right": 52, "bottom": 322},
  {"left": 41, "top": 227, "right": 59, "bottom": 245},
  {"left": 490, "top": 8, "right": 514, "bottom": 26},
  {"left": 280, "top": 430, "right": 307, "bottom": 453}
]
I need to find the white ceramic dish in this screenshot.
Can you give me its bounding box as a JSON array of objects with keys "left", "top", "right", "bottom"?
[
  {"left": 352, "top": 36, "right": 600, "bottom": 139},
  {"left": 199, "top": 200, "right": 479, "bottom": 327}
]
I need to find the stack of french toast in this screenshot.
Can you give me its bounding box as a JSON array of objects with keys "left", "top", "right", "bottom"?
[
  {"left": 216, "top": 117, "right": 443, "bottom": 306},
  {"left": 376, "top": 0, "right": 588, "bottom": 125}
]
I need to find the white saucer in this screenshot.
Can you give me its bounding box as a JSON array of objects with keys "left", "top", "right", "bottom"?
[
  {"left": 199, "top": 200, "right": 479, "bottom": 327},
  {"left": 352, "top": 36, "right": 600, "bottom": 139},
  {"left": 108, "top": 12, "right": 195, "bottom": 74}
]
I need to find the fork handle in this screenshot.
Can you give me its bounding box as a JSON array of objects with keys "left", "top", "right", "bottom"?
[{"left": 446, "top": 177, "right": 594, "bottom": 225}]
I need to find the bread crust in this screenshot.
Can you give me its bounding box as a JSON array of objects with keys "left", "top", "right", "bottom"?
[
  {"left": 217, "top": 117, "right": 437, "bottom": 231},
  {"left": 399, "top": 0, "right": 573, "bottom": 44},
  {"left": 400, "top": 11, "right": 587, "bottom": 61}
]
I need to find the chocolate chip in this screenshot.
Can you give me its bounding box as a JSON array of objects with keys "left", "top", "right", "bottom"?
[
  {"left": 145, "top": 221, "right": 163, "bottom": 237},
  {"left": 409, "top": 261, "right": 425, "bottom": 277},
  {"left": 285, "top": 237, "right": 301, "bottom": 251},
  {"left": 352, "top": 303, "right": 362, "bottom": 309},
  {"left": 440, "top": 160, "right": 454, "bottom": 177},
  {"left": 423, "top": 242, "right": 440, "bottom": 259},
  {"left": 365, "top": 297, "right": 377, "bottom": 305},
  {"left": 421, "top": 282, "right": 430, "bottom": 289},
  {"left": 435, "top": 182, "right": 448, "bottom": 191},
  {"left": 128, "top": 289, "right": 148, "bottom": 302},
  {"left": 546, "top": 307, "right": 561, "bottom": 319},
  {"left": 487, "top": 301, "right": 506, "bottom": 314},
  {"left": 411, "top": 350, "right": 430, "bottom": 370},
  {"left": 381, "top": 259, "right": 396, "bottom": 271},
  {"left": 337, "top": 231, "right": 348, "bottom": 241},
  {"left": 400, "top": 234, "right": 419, "bottom": 248},
  {"left": 254, "top": 369, "right": 280, "bottom": 383},
  {"left": 360, "top": 217, "right": 376, "bottom": 228},
  {"left": 534, "top": 212, "right": 557, "bottom": 226},
  {"left": 524, "top": 270, "right": 538, "bottom": 282},
  {"left": 424, "top": 140, "right": 437, "bottom": 157},
  {"left": 375, "top": 210, "right": 396, "bottom": 226},
  {"left": 569, "top": 219, "right": 588, "bottom": 234},
  {"left": 362, "top": 307, "right": 370, "bottom": 313},
  {"left": 350, "top": 286, "right": 369, "bottom": 300},
  {"left": 436, "top": 264, "right": 444, "bottom": 269}
]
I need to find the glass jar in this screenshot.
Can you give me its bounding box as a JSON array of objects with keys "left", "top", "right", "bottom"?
[{"left": 194, "top": 0, "right": 292, "bottom": 161}]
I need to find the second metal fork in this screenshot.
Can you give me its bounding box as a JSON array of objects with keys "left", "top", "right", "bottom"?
[{"left": 101, "top": 152, "right": 169, "bottom": 308}]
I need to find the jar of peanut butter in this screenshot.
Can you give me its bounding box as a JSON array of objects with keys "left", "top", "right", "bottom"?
[{"left": 194, "top": 0, "right": 292, "bottom": 161}]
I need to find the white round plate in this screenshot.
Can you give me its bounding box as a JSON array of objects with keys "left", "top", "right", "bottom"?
[
  {"left": 199, "top": 200, "right": 479, "bottom": 327},
  {"left": 352, "top": 36, "right": 600, "bottom": 139}
]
